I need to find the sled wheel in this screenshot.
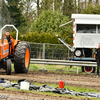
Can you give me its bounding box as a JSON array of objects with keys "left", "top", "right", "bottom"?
[
  {"left": 83, "top": 66, "right": 95, "bottom": 73},
  {"left": 74, "top": 49, "right": 82, "bottom": 57}
]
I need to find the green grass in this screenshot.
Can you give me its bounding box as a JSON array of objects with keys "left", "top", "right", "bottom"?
[
  {"left": 11, "top": 81, "right": 99, "bottom": 93},
  {"left": 10, "top": 64, "right": 98, "bottom": 99},
  {"left": 0, "top": 87, "right": 88, "bottom": 100},
  {"left": 12, "top": 64, "right": 14, "bottom": 70},
  {"left": 12, "top": 63, "right": 84, "bottom": 74},
  {"left": 12, "top": 63, "right": 94, "bottom": 74},
  {"left": 29, "top": 64, "right": 83, "bottom": 73},
  {"left": 28, "top": 64, "right": 97, "bottom": 75},
  {"left": 29, "top": 64, "right": 39, "bottom": 71},
  {"left": 1, "top": 81, "right": 100, "bottom": 100},
  {"left": 33, "top": 83, "right": 99, "bottom": 93}
]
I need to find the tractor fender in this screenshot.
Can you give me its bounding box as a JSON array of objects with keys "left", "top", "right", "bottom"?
[{"left": 11, "top": 39, "right": 20, "bottom": 53}]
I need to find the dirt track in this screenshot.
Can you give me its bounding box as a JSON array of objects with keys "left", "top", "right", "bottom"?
[
  {"left": 0, "top": 88, "right": 91, "bottom": 100},
  {"left": 0, "top": 70, "right": 99, "bottom": 100}
]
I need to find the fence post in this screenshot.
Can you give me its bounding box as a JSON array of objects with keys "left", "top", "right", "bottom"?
[
  {"left": 68, "top": 49, "right": 69, "bottom": 58},
  {"left": 77, "top": 66, "right": 79, "bottom": 74},
  {"left": 42, "top": 43, "right": 45, "bottom": 70},
  {"left": 92, "top": 48, "right": 95, "bottom": 58}
]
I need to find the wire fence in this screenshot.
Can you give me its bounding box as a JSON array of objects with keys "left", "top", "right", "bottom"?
[
  {"left": 29, "top": 43, "right": 74, "bottom": 72},
  {"left": 30, "top": 43, "right": 74, "bottom": 60},
  {"left": 29, "top": 43, "right": 96, "bottom": 73}
]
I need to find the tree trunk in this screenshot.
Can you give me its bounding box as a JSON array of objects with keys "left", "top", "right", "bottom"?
[
  {"left": 85, "top": 0, "right": 87, "bottom": 8},
  {"left": 55, "top": 0, "right": 57, "bottom": 11},
  {"left": 78, "top": 0, "right": 80, "bottom": 13},
  {"left": 63, "top": 0, "right": 66, "bottom": 15},
  {"left": 53, "top": 0, "right": 55, "bottom": 12},
  {"left": 37, "top": 0, "right": 39, "bottom": 17},
  {"left": 74, "top": 0, "right": 76, "bottom": 7},
  {"left": 62, "top": 0, "right": 64, "bottom": 14},
  {"left": 81, "top": 2, "right": 83, "bottom": 10},
  {"left": 74, "top": 0, "right": 76, "bottom": 13},
  {"left": 89, "top": 0, "right": 92, "bottom": 4},
  {"left": 96, "top": 0, "right": 99, "bottom": 5},
  {"left": 53, "top": 0, "right": 57, "bottom": 12},
  {"left": 1, "top": 0, "right": 4, "bottom": 26}
]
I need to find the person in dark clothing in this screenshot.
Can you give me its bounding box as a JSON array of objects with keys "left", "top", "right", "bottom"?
[
  {"left": 94, "top": 43, "right": 100, "bottom": 77},
  {"left": 4, "top": 31, "right": 13, "bottom": 54}
]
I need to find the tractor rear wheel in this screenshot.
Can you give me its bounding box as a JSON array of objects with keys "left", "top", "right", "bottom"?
[
  {"left": 6, "top": 59, "right": 12, "bottom": 75},
  {"left": 14, "top": 41, "right": 30, "bottom": 73}
]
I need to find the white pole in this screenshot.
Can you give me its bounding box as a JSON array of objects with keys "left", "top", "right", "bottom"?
[
  {"left": 42, "top": 43, "right": 45, "bottom": 70},
  {"left": 53, "top": 0, "right": 55, "bottom": 12},
  {"left": 77, "top": 66, "right": 79, "bottom": 74}
]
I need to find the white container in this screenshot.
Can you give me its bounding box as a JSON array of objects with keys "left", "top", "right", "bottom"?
[{"left": 20, "top": 82, "right": 29, "bottom": 90}]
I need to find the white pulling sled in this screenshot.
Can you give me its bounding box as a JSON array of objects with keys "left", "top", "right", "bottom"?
[{"left": 57, "top": 14, "right": 100, "bottom": 73}]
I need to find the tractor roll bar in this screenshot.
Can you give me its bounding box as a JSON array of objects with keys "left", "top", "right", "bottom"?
[{"left": 0, "top": 24, "right": 18, "bottom": 41}]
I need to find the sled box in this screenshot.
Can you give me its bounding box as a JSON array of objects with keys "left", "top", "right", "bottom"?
[{"left": 71, "top": 14, "right": 100, "bottom": 48}]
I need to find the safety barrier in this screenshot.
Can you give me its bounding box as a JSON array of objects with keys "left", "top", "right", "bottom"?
[{"left": 30, "top": 59, "right": 97, "bottom": 74}]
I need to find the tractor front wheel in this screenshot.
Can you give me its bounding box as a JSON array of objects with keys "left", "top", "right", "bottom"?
[{"left": 6, "top": 59, "right": 12, "bottom": 75}]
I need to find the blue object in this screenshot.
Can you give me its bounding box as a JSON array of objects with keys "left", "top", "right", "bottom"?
[
  {"left": 4, "top": 58, "right": 6, "bottom": 62},
  {"left": 0, "top": 80, "right": 2, "bottom": 83},
  {"left": 69, "top": 57, "right": 96, "bottom": 61}
]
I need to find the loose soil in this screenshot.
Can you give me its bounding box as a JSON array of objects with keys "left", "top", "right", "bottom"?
[{"left": 0, "top": 70, "right": 99, "bottom": 100}]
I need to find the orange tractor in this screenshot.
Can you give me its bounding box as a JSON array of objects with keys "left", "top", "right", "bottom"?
[{"left": 0, "top": 25, "right": 30, "bottom": 75}]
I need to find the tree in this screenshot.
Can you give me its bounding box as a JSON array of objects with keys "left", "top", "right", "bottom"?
[
  {"left": 78, "top": 0, "right": 81, "bottom": 13},
  {"left": 0, "top": 0, "right": 2, "bottom": 28},
  {"left": 82, "top": 4, "right": 100, "bottom": 14},
  {"left": 21, "top": 0, "right": 36, "bottom": 32},
  {"left": 30, "top": 9, "right": 73, "bottom": 40},
  {"left": 37, "top": 0, "right": 39, "bottom": 17},
  {"left": 6, "top": 0, "right": 26, "bottom": 28},
  {"left": 40, "top": 0, "right": 53, "bottom": 11},
  {"left": 63, "top": 0, "right": 75, "bottom": 16},
  {"left": 89, "top": 0, "right": 92, "bottom": 4},
  {"left": 0, "top": 0, "right": 12, "bottom": 26},
  {"left": 53, "top": 0, "right": 62, "bottom": 11},
  {"left": 85, "top": 0, "right": 87, "bottom": 8},
  {"left": 74, "top": 0, "right": 76, "bottom": 8},
  {"left": 96, "top": 0, "right": 99, "bottom": 5}
]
